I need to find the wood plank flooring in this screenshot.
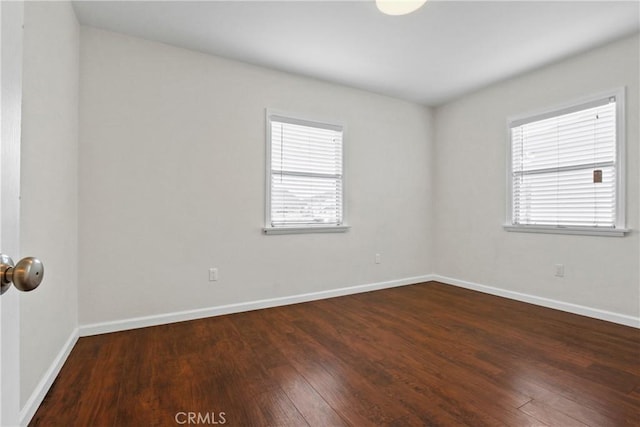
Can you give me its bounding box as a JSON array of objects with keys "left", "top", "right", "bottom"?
[{"left": 30, "top": 282, "right": 640, "bottom": 426}]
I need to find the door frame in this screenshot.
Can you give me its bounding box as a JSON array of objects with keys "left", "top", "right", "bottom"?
[{"left": 1, "top": 1, "right": 24, "bottom": 425}]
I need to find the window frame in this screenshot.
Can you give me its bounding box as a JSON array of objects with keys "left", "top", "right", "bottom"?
[
  {"left": 504, "top": 88, "right": 629, "bottom": 237},
  {"left": 264, "top": 109, "right": 349, "bottom": 235}
]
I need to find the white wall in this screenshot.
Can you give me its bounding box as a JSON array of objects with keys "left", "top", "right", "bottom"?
[
  {"left": 20, "top": 0, "right": 79, "bottom": 408},
  {"left": 78, "top": 28, "right": 433, "bottom": 325},
  {"left": 434, "top": 34, "right": 639, "bottom": 319},
  {"left": 13, "top": 10, "right": 638, "bottom": 426}
]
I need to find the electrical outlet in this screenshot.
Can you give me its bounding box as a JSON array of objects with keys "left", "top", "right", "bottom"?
[
  {"left": 375, "top": 253, "right": 381, "bottom": 264},
  {"left": 209, "top": 268, "right": 218, "bottom": 281},
  {"left": 554, "top": 264, "right": 564, "bottom": 278}
]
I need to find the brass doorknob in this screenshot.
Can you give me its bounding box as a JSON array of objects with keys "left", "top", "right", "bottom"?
[{"left": 0, "top": 254, "right": 44, "bottom": 294}]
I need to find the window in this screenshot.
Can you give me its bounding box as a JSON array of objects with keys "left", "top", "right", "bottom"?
[
  {"left": 264, "top": 111, "right": 347, "bottom": 234},
  {"left": 506, "top": 89, "right": 628, "bottom": 236}
]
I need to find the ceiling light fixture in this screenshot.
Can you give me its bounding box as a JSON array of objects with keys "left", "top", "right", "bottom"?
[{"left": 376, "top": 0, "right": 427, "bottom": 16}]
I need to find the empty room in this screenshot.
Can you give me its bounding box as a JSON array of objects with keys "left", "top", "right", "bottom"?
[{"left": 1, "top": 0, "right": 639, "bottom": 426}]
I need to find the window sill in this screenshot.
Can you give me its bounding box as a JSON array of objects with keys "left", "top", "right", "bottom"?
[
  {"left": 263, "top": 225, "right": 351, "bottom": 235},
  {"left": 503, "top": 224, "right": 630, "bottom": 237}
]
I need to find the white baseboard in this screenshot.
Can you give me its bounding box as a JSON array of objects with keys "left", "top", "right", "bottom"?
[
  {"left": 20, "top": 273, "right": 638, "bottom": 426},
  {"left": 79, "top": 274, "right": 436, "bottom": 337},
  {"left": 20, "top": 327, "right": 79, "bottom": 427},
  {"left": 80, "top": 273, "right": 639, "bottom": 336},
  {"left": 433, "top": 275, "right": 640, "bottom": 328}
]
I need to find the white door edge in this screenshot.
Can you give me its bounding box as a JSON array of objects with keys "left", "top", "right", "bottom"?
[{"left": 0, "top": 1, "right": 24, "bottom": 426}]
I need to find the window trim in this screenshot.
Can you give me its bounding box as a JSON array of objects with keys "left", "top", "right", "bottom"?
[
  {"left": 263, "top": 109, "right": 349, "bottom": 235},
  {"left": 504, "top": 88, "right": 629, "bottom": 237}
]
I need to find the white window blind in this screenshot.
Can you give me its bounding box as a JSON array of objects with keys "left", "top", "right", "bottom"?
[
  {"left": 509, "top": 94, "right": 623, "bottom": 232},
  {"left": 267, "top": 114, "right": 344, "bottom": 230}
]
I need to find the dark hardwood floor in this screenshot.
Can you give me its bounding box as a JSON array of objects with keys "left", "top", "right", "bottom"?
[{"left": 30, "top": 281, "right": 640, "bottom": 426}]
